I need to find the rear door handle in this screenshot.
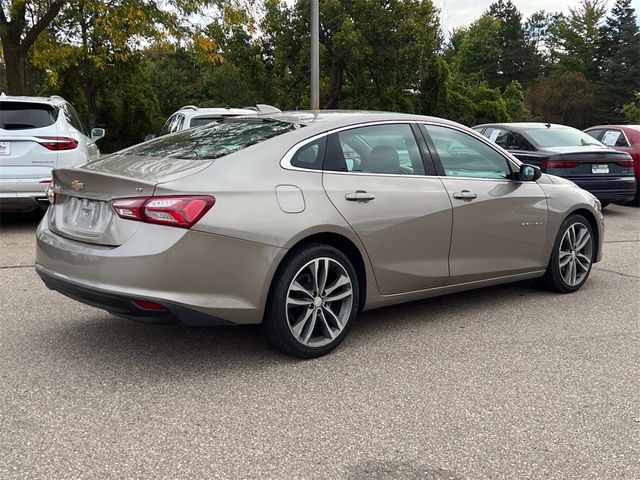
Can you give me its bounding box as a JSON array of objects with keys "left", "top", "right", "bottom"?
[
  {"left": 345, "top": 190, "right": 376, "bottom": 202},
  {"left": 452, "top": 190, "right": 477, "bottom": 200}
]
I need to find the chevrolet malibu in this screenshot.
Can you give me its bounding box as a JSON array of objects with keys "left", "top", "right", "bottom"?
[{"left": 36, "top": 112, "right": 604, "bottom": 358}]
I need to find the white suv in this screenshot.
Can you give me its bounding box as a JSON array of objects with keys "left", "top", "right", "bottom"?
[
  {"left": 0, "top": 94, "right": 105, "bottom": 212},
  {"left": 148, "top": 104, "right": 281, "bottom": 139}
]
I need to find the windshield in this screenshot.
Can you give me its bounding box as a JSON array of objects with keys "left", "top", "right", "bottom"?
[
  {"left": 524, "top": 127, "right": 604, "bottom": 148},
  {"left": 125, "top": 119, "right": 298, "bottom": 160}
]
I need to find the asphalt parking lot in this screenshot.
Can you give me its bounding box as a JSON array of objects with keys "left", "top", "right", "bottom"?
[{"left": 1, "top": 205, "right": 638, "bottom": 480}]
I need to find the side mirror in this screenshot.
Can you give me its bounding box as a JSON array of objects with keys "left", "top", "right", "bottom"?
[
  {"left": 518, "top": 164, "right": 542, "bottom": 181},
  {"left": 144, "top": 134, "right": 157, "bottom": 142},
  {"left": 91, "top": 128, "right": 105, "bottom": 141}
]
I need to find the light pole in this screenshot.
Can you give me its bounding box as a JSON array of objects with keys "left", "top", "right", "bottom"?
[{"left": 310, "top": 0, "right": 319, "bottom": 110}]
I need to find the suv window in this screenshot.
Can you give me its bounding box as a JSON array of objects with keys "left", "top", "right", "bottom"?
[
  {"left": 325, "top": 123, "right": 425, "bottom": 175},
  {"left": 160, "top": 114, "right": 177, "bottom": 136},
  {"left": 423, "top": 125, "right": 512, "bottom": 179},
  {"left": 290, "top": 137, "right": 326, "bottom": 169},
  {"left": 601, "top": 129, "right": 629, "bottom": 148},
  {"left": 0, "top": 102, "right": 58, "bottom": 130},
  {"left": 63, "top": 103, "right": 88, "bottom": 135}
]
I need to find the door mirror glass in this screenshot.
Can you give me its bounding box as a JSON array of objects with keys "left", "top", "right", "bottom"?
[
  {"left": 144, "top": 134, "right": 157, "bottom": 142},
  {"left": 519, "top": 164, "right": 542, "bottom": 181},
  {"left": 90, "top": 128, "right": 105, "bottom": 141}
]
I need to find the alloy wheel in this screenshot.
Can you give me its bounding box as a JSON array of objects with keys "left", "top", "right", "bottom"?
[
  {"left": 285, "top": 257, "right": 353, "bottom": 348},
  {"left": 559, "top": 223, "right": 593, "bottom": 287}
]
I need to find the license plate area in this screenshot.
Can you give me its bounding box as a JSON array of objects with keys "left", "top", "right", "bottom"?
[
  {"left": 62, "top": 196, "right": 111, "bottom": 234},
  {"left": 592, "top": 164, "right": 609, "bottom": 174},
  {"left": 0, "top": 141, "right": 10, "bottom": 155}
]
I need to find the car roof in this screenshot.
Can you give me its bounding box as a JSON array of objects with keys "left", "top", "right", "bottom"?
[
  {"left": 180, "top": 107, "right": 257, "bottom": 117},
  {"left": 475, "top": 122, "right": 577, "bottom": 130},
  {"left": 259, "top": 110, "right": 462, "bottom": 131},
  {"left": 586, "top": 125, "right": 640, "bottom": 132},
  {"left": 0, "top": 93, "right": 66, "bottom": 106}
]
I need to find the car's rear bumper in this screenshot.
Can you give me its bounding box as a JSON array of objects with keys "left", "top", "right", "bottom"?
[
  {"left": 36, "top": 212, "right": 285, "bottom": 325},
  {"left": 568, "top": 176, "right": 637, "bottom": 203},
  {"left": 0, "top": 176, "right": 49, "bottom": 211},
  {"left": 36, "top": 265, "right": 234, "bottom": 326}
]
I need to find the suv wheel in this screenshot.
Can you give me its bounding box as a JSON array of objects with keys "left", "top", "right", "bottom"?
[{"left": 265, "top": 244, "right": 359, "bottom": 358}]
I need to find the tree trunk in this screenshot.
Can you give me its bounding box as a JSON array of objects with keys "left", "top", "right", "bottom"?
[
  {"left": 324, "top": 61, "right": 343, "bottom": 109},
  {"left": 2, "top": 43, "right": 25, "bottom": 95}
]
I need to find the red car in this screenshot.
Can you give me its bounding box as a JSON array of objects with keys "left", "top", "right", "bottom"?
[{"left": 585, "top": 125, "right": 640, "bottom": 205}]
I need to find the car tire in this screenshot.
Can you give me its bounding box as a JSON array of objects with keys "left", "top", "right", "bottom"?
[
  {"left": 264, "top": 244, "right": 359, "bottom": 358},
  {"left": 541, "top": 214, "right": 595, "bottom": 293}
]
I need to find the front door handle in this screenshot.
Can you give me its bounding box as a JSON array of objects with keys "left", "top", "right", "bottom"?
[
  {"left": 452, "top": 190, "right": 477, "bottom": 200},
  {"left": 345, "top": 190, "right": 376, "bottom": 202}
]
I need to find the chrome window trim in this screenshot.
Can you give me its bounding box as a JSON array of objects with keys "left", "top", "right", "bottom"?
[{"left": 279, "top": 119, "right": 522, "bottom": 178}]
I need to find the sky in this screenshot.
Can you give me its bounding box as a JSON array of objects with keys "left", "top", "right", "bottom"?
[{"left": 434, "top": 0, "right": 640, "bottom": 32}]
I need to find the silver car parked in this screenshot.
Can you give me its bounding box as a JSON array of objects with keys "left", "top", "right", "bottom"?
[{"left": 36, "top": 111, "right": 604, "bottom": 357}]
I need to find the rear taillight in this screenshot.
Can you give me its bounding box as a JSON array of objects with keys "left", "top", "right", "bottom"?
[
  {"left": 541, "top": 159, "right": 579, "bottom": 169},
  {"left": 37, "top": 136, "right": 79, "bottom": 151},
  {"left": 619, "top": 159, "right": 634, "bottom": 168},
  {"left": 110, "top": 195, "right": 215, "bottom": 229},
  {"left": 44, "top": 182, "right": 56, "bottom": 205}
]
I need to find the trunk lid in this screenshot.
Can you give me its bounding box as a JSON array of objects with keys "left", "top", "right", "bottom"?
[
  {"left": 49, "top": 155, "right": 213, "bottom": 246},
  {"left": 542, "top": 147, "right": 634, "bottom": 178}
]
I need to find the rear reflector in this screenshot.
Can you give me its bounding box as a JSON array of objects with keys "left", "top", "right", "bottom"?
[
  {"left": 541, "top": 159, "right": 579, "bottom": 169},
  {"left": 133, "top": 300, "right": 167, "bottom": 311},
  {"left": 111, "top": 195, "right": 215, "bottom": 229},
  {"left": 37, "top": 136, "right": 79, "bottom": 151}
]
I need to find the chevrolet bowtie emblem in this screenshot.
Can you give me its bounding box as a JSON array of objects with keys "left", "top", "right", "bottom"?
[{"left": 70, "top": 180, "right": 84, "bottom": 191}]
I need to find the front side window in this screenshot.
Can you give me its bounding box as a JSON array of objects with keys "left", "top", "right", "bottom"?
[
  {"left": 325, "top": 123, "right": 425, "bottom": 175},
  {"left": 124, "top": 119, "right": 298, "bottom": 160},
  {"left": 423, "top": 125, "right": 512, "bottom": 179},
  {"left": 63, "top": 104, "right": 88, "bottom": 135},
  {"left": 160, "top": 115, "right": 177, "bottom": 136}
]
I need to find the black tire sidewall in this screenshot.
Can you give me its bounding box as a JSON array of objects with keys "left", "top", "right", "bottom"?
[
  {"left": 546, "top": 214, "right": 595, "bottom": 293},
  {"left": 265, "top": 244, "right": 359, "bottom": 358}
]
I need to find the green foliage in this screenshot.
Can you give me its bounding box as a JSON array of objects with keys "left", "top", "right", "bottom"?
[
  {"left": 1, "top": 0, "right": 639, "bottom": 151},
  {"left": 622, "top": 93, "right": 640, "bottom": 123}
]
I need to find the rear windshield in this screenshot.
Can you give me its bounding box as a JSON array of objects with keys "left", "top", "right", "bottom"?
[
  {"left": 524, "top": 128, "right": 604, "bottom": 148},
  {"left": 0, "top": 102, "right": 58, "bottom": 130},
  {"left": 190, "top": 116, "right": 243, "bottom": 128},
  {"left": 127, "top": 119, "right": 298, "bottom": 160}
]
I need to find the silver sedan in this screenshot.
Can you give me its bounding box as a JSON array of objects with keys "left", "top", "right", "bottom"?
[{"left": 36, "top": 111, "right": 604, "bottom": 357}]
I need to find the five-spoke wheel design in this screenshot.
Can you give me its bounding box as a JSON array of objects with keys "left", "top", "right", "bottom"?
[
  {"left": 558, "top": 222, "right": 593, "bottom": 287},
  {"left": 286, "top": 257, "right": 353, "bottom": 348}
]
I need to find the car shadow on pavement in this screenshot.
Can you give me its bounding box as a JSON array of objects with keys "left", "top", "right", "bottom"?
[
  {"left": 44, "top": 279, "right": 544, "bottom": 373},
  {"left": 0, "top": 209, "right": 45, "bottom": 230}
]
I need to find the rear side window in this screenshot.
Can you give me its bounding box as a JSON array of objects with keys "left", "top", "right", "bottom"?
[
  {"left": 125, "top": 119, "right": 298, "bottom": 160},
  {"left": 601, "top": 130, "right": 629, "bottom": 148},
  {"left": 291, "top": 137, "right": 326, "bottom": 169},
  {"left": 0, "top": 102, "right": 58, "bottom": 130}
]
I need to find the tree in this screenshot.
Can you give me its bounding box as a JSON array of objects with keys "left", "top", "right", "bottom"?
[
  {"left": 597, "top": 0, "right": 640, "bottom": 122},
  {"left": 526, "top": 72, "right": 597, "bottom": 128},
  {"left": 0, "top": 0, "right": 65, "bottom": 94},
  {"left": 622, "top": 93, "right": 640, "bottom": 123},
  {"left": 548, "top": 0, "right": 607, "bottom": 80},
  {"left": 455, "top": 15, "right": 501, "bottom": 85},
  {"left": 487, "top": 0, "right": 539, "bottom": 87}
]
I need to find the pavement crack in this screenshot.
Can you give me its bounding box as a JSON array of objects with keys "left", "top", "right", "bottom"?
[
  {"left": 594, "top": 266, "right": 640, "bottom": 279},
  {"left": 0, "top": 264, "right": 34, "bottom": 270}
]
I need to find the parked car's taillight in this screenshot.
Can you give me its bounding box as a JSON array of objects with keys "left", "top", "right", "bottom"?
[
  {"left": 37, "top": 136, "right": 79, "bottom": 151},
  {"left": 42, "top": 181, "right": 56, "bottom": 205},
  {"left": 541, "top": 159, "right": 579, "bottom": 169},
  {"left": 619, "top": 159, "right": 634, "bottom": 168},
  {"left": 110, "top": 196, "right": 215, "bottom": 229}
]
